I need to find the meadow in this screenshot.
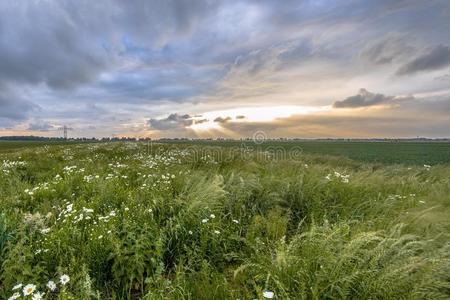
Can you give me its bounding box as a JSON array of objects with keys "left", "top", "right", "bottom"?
[{"left": 0, "top": 142, "right": 449, "bottom": 299}]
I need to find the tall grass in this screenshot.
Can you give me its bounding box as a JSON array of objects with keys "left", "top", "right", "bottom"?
[{"left": 0, "top": 143, "right": 448, "bottom": 299}]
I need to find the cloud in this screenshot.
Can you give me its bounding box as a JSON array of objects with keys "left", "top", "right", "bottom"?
[
  {"left": 215, "top": 94, "right": 450, "bottom": 138},
  {"left": 194, "top": 118, "right": 209, "bottom": 124},
  {"left": 213, "top": 116, "right": 232, "bottom": 123},
  {"left": 0, "top": 2, "right": 110, "bottom": 90},
  {"left": 96, "top": 65, "right": 220, "bottom": 102},
  {"left": 0, "top": 84, "right": 38, "bottom": 127},
  {"left": 360, "top": 35, "right": 416, "bottom": 65},
  {"left": 111, "top": 0, "right": 223, "bottom": 44},
  {"left": 139, "top": 92, "right": 450, "bottom": 139},
  {"left": 333, "top": 89, "right": 401, "bottom": 108},
  {"left": 0, "top": 0, "right": 225, "bottom": 95},
  {"left": 27, "top": 121, "right": 55, "bottom": 132},
  {"left": 434, "top": 74, "right": 450, "bottom": 81},
  {"left": 148, "top": 113, "right": 194, "bottom": 130},
  {"left": 224, "top": 40, "right": 313, "bottom": 81},
  {"left": 0, "top": 96, "right": 35, "bottom": 120},
  {"left": 1, "top": 1, "right": 450, "bottom": 137},
  {"left": 396, "top": 45, "right": 450, "bottom": 75}
]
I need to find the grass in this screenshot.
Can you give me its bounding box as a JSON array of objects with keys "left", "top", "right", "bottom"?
[
  {"left": 0, "top": 141, "right": 86, "bottom": 152},
  {"left": 0, "top": 142, "right": 449, "bottom": 299},
  {"left": 3, "top": 140, "right": 450, "bottom": 165}
]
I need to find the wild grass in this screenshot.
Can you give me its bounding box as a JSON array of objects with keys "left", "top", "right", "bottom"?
[{"left": 0, "top": 142, "right": 448, "bottom": 299}]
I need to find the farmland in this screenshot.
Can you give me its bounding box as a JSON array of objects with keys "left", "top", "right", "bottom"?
[
  {"left": 159, "top": 140, "right": 450, "bottom": 165},
  {"left": 0, "top": 142, "right": 449, "bottom": 299},
  {"left": 0, "top": 141, "right": 86, "bottom": 152}
]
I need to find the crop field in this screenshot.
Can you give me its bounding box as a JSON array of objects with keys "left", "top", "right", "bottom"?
[
  {"left": 0, "top": 142, "right": 449, "bottom": 299},
  {"left": 0, "top": 141, "right": 85, "bottom": 152},
  {"left": 160, "top": 140, "right": 450, "bottom": 166}
]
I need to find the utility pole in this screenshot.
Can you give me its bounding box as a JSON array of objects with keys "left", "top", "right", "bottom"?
[{"left": 59, "top": 125, "right": 70, "bottom": 139}]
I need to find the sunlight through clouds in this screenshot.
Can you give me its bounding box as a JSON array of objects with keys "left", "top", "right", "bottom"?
[{"left": 0, "top": 0, "right": 449, "bottom": 138}]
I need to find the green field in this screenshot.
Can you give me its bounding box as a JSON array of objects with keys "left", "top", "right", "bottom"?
[
  {"left": 3, "top": 140, "right": 450, "bottom": 165},
  {"left": 0, "top": 141, "right": 85, "bottom": 152},
  {"left": 0, "top": 142, "right": 449, "bottom": 299},
  {"left": 160, "top": 140, "right": 450, "bottom": 165}
]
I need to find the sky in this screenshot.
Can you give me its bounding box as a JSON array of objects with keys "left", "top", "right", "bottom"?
[{"left": 1, "top": 0, "right": 450, "bottom": 139}]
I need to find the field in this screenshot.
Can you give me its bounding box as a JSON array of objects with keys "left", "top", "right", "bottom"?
[
  {"left": 0, "top": 142, "right": 449, "bottom": 299},
  {"left": 0, "top": 141, "right": 86, "bottom": 152},
  {"left": 159, "top": 140, "right": 450, "bottom": 165}
]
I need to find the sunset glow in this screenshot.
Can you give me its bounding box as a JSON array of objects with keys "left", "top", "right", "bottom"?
[{"left": 189, "top": 105, "right": 331, "bottom": 131}]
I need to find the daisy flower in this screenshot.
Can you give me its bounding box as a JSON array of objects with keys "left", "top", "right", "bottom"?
[
  {"left": 32, "top": 292, "right": 45, "bottom": 300},
  {"left": 60, "top": 274, "right": 70, "bottom": 285},
  {"left": 8, "top": 292, "right": 20, "bottom": 300},
  {"left": 12, "top": 284, "right": 22, "bottom": 291},
  {"left": 23, "top": 284, "right": 36, "bottom": 296},
  {"left": 46, "top": 280, "right": 57, "bottom": 291},
  {"left": 263, "top": 291, "right": 274, "bottom": 299}
]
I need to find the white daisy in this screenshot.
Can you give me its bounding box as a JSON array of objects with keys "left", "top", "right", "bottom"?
[
  {"left": 12, "top": 284, "right": 22, "bottom": 291},
  {"left": 23, "top": 284, "right": 36, "bottom": 296},
  {"left": 46, "top": 280, "right": 57, "bottom": 291},
  {"left": 32, "top": 291, "right": 45, "bottom": 300},
  {"left": 60, "top": 274, "right": 70, "bottom": 285},
  {"left": 8, "top": 292, "right": 20, "bottom": 300},
  {"left": 263, "top": 291, "right": 274, "bottom": 299},
  {"left": 210, "top": 214, "right": 216, "bottom": 219},
  {"left": 201, "top": 218, "right": 208, "bottom": 223},
  {"left": 214, "top": 230, "right": 220, "bottom": 235}
]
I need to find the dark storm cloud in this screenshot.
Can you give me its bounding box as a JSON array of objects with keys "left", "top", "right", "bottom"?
[
  {"left": 333, "top": 89, "right": 405, "bottom": 108},
  {"left": 396, "top": 45, "right": 450, "bottom": 75},
  {"left": 148, "top": 114, "right": 194, "bottom": 130},
  {"left": 0, "top": 2, "right": 109, "bottom": 90},
  {"left": 0, "top": 0, "right": 222, "bottom": 91}
]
